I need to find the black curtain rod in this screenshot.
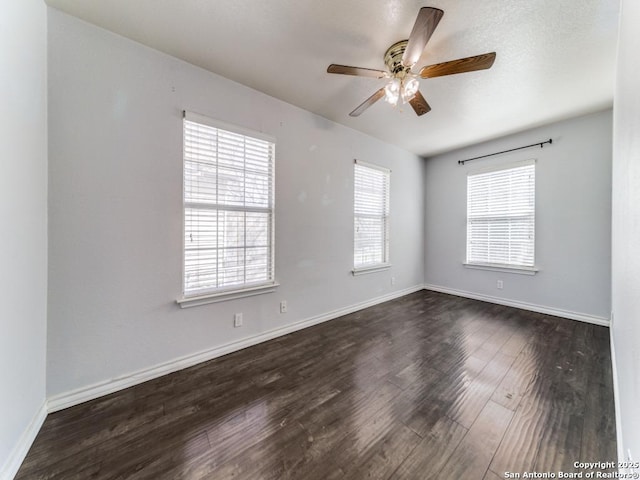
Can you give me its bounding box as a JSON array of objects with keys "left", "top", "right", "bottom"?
[{"left": 458, "top": 138, "right": 553, "bottom": 165}]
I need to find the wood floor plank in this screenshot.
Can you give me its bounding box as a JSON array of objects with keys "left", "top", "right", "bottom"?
[
  {"left": 389, "top": 416, "right": 468, "bottom": 480},
  {"left": 341, "top": 423, "right": 421, "bottom": 480},
  {"left": 162, "top": 415, "right": 310, "bottom": 480},
  {"left": 437, "top": 400, "right": 514, "bottom": 480},
  {"left": 491, "top": 342, "right": 541, "bottom": 411},
  {"left": 15, "top": 291, "right": 616, "bottom": 480},
  {"left": 533, "top": 321, "right": 590, "bottom": 474},
  {"left": 437, "top": 350, "right": 516, "bottom": 430},
  {"left": 489, "top": 384, "right": 550, "bottom": 475},
  {"left": 16, "top": 402, "right": 166, "bottom": 478},
  {"left": 318, "top": 406, "right": 405, "bottom": 474},
  {"left": 581, "top": 326, "right": 617, "bottom": 463},
  {"left": 483, "top": 469, "right": 504, "bottom": 480},
  {"left": 489, "top": 317, "right": 584, "bottom": 476},
  {"left": 98, "top": 430, "right": 211, "bottom": 480}
]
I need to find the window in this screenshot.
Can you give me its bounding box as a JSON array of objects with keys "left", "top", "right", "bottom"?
[
  {"left": 466, "top": 161, "right": 535, "bottom": 269},
  {"left": 353, "top": 160, "right": 390, "bottom": 272},
  {"left": 180, "top": 112, "right": 275, "bottom": 304}
]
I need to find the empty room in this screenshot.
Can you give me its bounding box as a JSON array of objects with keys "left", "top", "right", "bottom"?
[{"left": 2, "top": 0, "right": 639, "bottom": 479}]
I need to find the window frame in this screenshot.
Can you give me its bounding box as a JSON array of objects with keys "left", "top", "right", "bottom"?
[
  {"left": 464, "top": 159, "right": 538, "bottom": 274},
  {"left": 177, "top": 111, "right": 278, "bottom": 308},
  {"left": 352, "top": 159, "right": 391, "bottom": 275}
]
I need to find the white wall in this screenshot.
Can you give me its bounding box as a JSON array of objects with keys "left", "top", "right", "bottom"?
[
  {"left": 611, "top": 0, "right": 640, "bottom": 464},
  {"left": 424, "top": 109, "right": 612, "bottom": 323},
  {"left": 0, "top": 0, "right": 48, "bottom": 478},
  {"left": 46, "top": 9, "right": 425, "bottom": 400}
]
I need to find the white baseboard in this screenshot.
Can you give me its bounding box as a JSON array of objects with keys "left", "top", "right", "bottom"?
[
  {"left": 423, "top": 284, "right": 610, "bottom": 327},
  {"left": 47, "top": 285, "right": 424, "bottom": 413},
  {"left": 0, "top": 401, "right": 47, "bottom": 480},
  {"left": 609, "top": 330, "right": 625, "bottom": 464}
]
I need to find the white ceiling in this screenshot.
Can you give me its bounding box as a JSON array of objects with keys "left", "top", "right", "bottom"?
[{"left": 45, "top": 0, "right": 620, "bottom": 157}]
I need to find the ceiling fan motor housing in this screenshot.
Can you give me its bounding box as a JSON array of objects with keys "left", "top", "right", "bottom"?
[{"left": 384, "top": 40, "right": 411, "bottom": 76}]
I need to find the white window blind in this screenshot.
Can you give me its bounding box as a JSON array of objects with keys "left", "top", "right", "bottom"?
[
  {"left": 467, "top": 162, "right": 535, "bottom": 267},
  {"left": 354, "top": 161, "right": 390, "bottom": 268},
  {"left": 183, "top": 112, "right": 275, "bottom": 297}
]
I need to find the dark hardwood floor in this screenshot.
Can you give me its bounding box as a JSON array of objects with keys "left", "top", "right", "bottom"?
[{"left": 16, "top": 291, "right": 617, "bottom": 479}]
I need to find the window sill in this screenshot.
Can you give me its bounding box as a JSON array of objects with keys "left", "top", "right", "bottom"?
[
  {"left": 352, "top": 263, "right": 392, "bottom": 276},
  {"left": 463, "top": 263, "right": 538, "bottom": 275},
  {"left": 176, "top": 282, "right": 280, "bottom": 308}
]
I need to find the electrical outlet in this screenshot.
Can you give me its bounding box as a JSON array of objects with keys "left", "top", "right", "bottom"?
[
  {"left": 497, "top": 280, "right": 503, "bottom": 289},
  {"left": 391, "top": 276, "right": 396, "bottom": 285},
  {"left": 234, "top": 313, "right": 243, "bottom": 327},
  {"left": 280, "top": 301, "right": 287, "bottom": 313}
]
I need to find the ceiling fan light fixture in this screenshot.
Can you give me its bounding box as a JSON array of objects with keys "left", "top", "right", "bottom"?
[
  {"left": 401, "top": 76, "right": 420, "bottom": 104},
  {"left": 384, "top": 78, "right": 401, "bottom": 105}
]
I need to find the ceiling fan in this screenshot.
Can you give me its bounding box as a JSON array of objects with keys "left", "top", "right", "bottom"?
[{"left": 327, "top": 7, "right": 496, "bottom": 117}]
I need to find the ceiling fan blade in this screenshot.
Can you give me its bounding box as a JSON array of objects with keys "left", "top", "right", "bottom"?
[
  {"left": 409, "top": 90, "right": 431, "bottom": 116},
  {"left": 349, "top": 88, "right": 385, "bottom": 117},
  {"left": 419, "top": 52, "right": 496, "bottom": 78},
  {"left": 327, "top": 64, "right": 388, "bottom": 78},
  {"left": 402, "top": 7, "right": 444, "bottom": 67}
]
